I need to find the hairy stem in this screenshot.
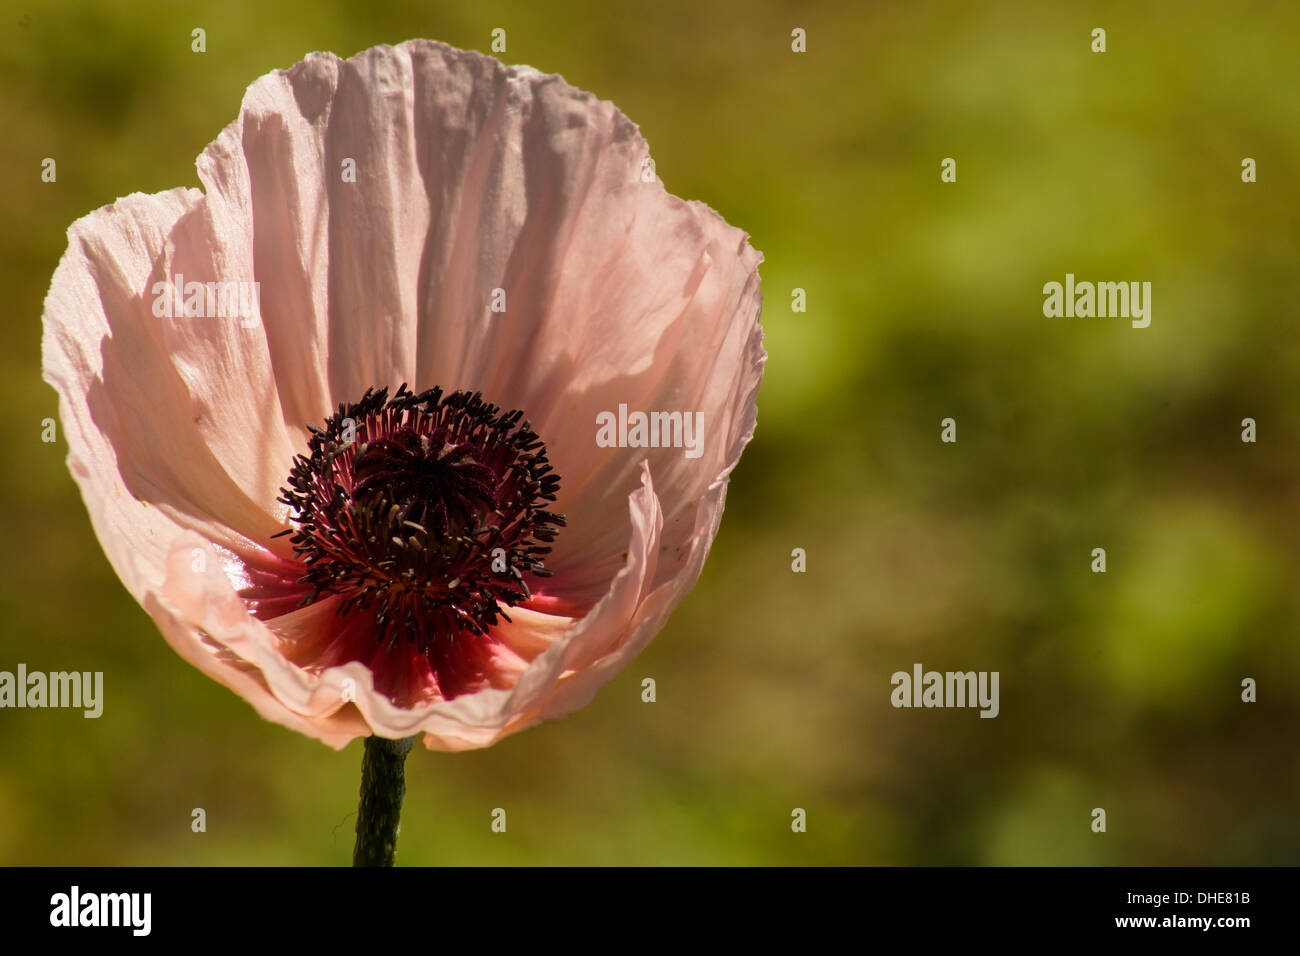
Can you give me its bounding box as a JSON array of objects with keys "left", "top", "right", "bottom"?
[{"left": 352, "top": 734, "right": 417, "bottom": 866}]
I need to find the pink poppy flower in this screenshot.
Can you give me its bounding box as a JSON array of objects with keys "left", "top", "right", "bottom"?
[{"left": 41, "top": 39, "right": 764, "bottom": 753}]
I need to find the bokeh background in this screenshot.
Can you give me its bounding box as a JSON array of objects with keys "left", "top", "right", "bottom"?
[{"left": 2, "top": 0, "right": 1299, "bottom": 865}]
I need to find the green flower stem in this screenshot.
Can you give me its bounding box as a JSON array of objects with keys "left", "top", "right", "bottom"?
[{"left": 352, "top": 734, "right": 417, "bottom": 866}]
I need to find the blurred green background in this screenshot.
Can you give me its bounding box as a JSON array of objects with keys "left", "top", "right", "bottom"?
[{"left": 2, "top": 0, "right": 1299, "bottom": 865}]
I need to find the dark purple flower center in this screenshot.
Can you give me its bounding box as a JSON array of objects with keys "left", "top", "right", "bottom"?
[{"left": 275, "top": 384, "right": 564, "bottom": 652}]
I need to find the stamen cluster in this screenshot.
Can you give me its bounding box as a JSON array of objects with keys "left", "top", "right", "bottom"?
[{"left": 276, "top": 384, "right": 564, "bottom": 651}]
